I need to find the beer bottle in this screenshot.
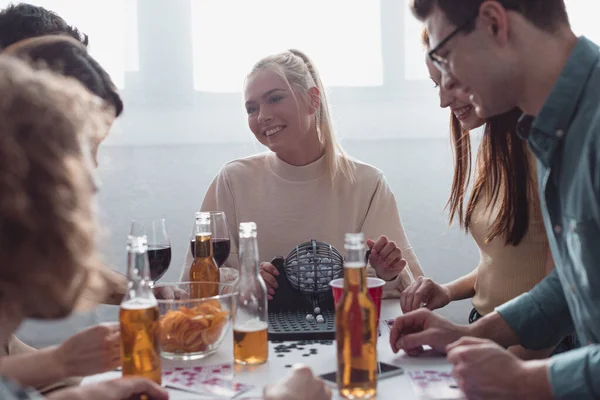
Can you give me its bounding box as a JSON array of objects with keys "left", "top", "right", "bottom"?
[
  {"left": 233, "top": 222, "right": 268, "bottom": 365},
  {"left": 120, "top": 235, "right": 162, "bottom": 384},
  {"left": 189, "top": 211, "right": 219, "bottom": 297},
  {"left": 336, "top": 233, "right": 377, "bottom": 399}
]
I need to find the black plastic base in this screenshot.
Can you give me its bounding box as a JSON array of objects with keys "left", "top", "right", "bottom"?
[{"left": 268, "top": 257, "right": 336, "bottom": 341}]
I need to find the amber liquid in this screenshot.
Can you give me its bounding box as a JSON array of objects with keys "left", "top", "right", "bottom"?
[
  {"left": 189, "top": 234, "right": 219, "bottom": 298},
  {"left": 335, "top": 264, "right": 377, "bottom": 399},
  {"left": 233, "top": 321, "right": 268, "bottom": 365},
  {"left": 120, "top": 301, "right": 162, "bottom": 384}
]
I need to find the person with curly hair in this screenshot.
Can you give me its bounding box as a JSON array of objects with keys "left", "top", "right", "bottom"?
[{"left": 0, "top": 54, "right": 168, "bottom": 400}]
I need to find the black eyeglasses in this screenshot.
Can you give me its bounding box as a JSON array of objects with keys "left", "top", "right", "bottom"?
[
  {"left": 428, "top": 10, "right": 479, "bottom": 74},
  {"left": 428, "top": 1, "right": 519, "bottom": 74}
]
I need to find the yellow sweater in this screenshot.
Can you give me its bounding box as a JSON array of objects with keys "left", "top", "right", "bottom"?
[
  {"left": 180, "top": 152, "right": 424, "bottom": 297},
  {"left": 471, "top": 152, "right": 550, "bottom": 315}
]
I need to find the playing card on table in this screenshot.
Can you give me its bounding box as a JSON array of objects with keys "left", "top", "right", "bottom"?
[
  {"left": 408, "top": 370, "right": 465, "bottom": 400},
  {"left": 164, "top": 363, "right": 234, "bottom": 381},
  {"left": 197, "top": 377, "right": 255, "bottom": 398},
  {"left": 163, "top": 363, "right": 255, "bottom": 398}
]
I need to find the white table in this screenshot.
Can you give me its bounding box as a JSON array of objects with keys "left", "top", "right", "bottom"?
[{"left": 83, "top": 300, "right": 454, "bottom": 399}]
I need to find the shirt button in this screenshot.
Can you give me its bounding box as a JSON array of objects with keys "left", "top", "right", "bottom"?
[
  {"left": 569, "top": 221, "right": 577, "bottom": 232},
  {"left": 556, "top": 129, "right": 564, "bottom": 138},
  {"left": 554, "top": 225, "right": 562, "bottom": 234}
]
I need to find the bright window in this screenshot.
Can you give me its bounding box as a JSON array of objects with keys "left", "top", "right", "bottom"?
[
  {"left": 190, "top": 0, "right": 383, "bottom": 92},
  {"left": 566, "top": 1, "right": 600, "bottom": 43},
  {"left": 0, "top": 0, "right": 139, "bottom": 89}
]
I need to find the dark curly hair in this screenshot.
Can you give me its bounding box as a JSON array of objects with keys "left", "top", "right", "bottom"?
[
  {"left": 0, "top": 3, "right": 88, "bottom": 49},
  {"left": 0, "top": 55, "right": 114, "bottom": 319},
  {"left": 5, "top": 35, "right": 123, "bottom": 117}
]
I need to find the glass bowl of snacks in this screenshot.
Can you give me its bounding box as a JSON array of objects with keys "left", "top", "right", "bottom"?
[{"left": 153, "top": 281, "right": 237, "bottom": 360}]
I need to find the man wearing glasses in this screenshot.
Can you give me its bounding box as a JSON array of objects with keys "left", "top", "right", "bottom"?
[{"left": 389, "top": 0, "right": 600, "bottom": 399}]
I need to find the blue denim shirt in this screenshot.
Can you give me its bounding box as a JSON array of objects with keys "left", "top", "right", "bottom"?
[
  {"left": 0, "top": 377, "right": 42, "bottom": 400},
  {"left": 496, "top": 36, "right": 600, "bottom": 399}
]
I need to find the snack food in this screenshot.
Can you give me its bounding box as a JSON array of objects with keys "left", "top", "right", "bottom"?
[{"left": 159, "top": 299, "right": 230, "bottom": 353}]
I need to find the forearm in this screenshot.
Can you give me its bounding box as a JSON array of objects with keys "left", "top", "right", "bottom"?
[
  {"left": 0, "top": 346, "right": 67, "bottom": 389},
  {"left": 367, "top": 265, "right": 407, "bottom": 299},
  {"left": 468, "top": 311, "right": 521, "bottom": 348},
  {"left": 47, "top": 388, "right": 84, "bottom": 400},
  {"left": 507, "top": 344, "right": 555, "bottom": 361},
  {"left": 519, "top": 359, "right": 554, "bottom": 400},
  {"left": 104, "top": 269, "right": 127, "bottom": 305},
  {"left": 78, "top": 264, "right": 126, "bottom": 306},
  {"left": 443, "top": 268, "right": 478, "bottom": 301}
]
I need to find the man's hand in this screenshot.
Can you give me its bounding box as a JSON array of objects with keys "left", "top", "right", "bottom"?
[{"left": 446, "top": 337, "right": 553, "bottom": 400}]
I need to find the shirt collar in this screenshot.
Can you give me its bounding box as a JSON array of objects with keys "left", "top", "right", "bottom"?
[{"left": 523, "top": 36, "right": 600, "bottom": 167}]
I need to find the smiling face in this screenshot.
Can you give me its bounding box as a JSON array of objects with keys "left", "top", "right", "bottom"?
[
  {"left": 426, "top": 55, "right": 484, "bottom": 131},
  {"left": 424, "top": 3, "right": 521, "bottom": 119},
  {"left": 244, "top": 67, "right": 318, "bottom": 157}
]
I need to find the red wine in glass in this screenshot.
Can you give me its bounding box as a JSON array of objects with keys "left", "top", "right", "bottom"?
[
  {"left": 130, "top": 217, "right": 171, "bottom": 282},
  {"left": 147, "top": 245, "right": 172, "bottom": 281}
]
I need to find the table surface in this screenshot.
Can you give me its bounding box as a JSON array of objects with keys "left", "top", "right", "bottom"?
[{"left": 83, "top": 299, "right": 455, "bottom": 399}]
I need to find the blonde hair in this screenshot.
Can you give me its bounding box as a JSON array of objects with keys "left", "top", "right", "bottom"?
[
  {"left": 249, "top": 49, "right": 356, "bottom": 185},
  {"left": 0, "top": 55, "right": 113, "bottom": 319}
]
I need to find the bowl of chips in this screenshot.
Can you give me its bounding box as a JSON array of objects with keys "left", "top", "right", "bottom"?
[{"left": 154, "top": 281, "right": 237, "bottom": 360}]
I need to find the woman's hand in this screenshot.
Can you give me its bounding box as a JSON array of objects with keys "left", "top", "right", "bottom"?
[
  {"left": 260, "top": 262, "right": 279, "bottom": 300},
  {"left": 400, "top": 277, "right": 451, "bottom": 313},
  {"left": 367, "top": 236, "right": 407, "bottom": 281}
]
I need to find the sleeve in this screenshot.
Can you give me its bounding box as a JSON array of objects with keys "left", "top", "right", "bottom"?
[
  {"left": 6, "top": 335, "right": 35, "bottom": 355},
  {"left": 179, "top": 166, "right": 240, "bottom": 282},
  {"left": 547, "top": 345, "right": 600, "bottom": 399},
  {"left": 495, "top": 269, "right": 574, "bottom": 350},
  {"left": 359, "top": 172, "right": 424, "bottom": 298},
  {"left": 0, "top": 377, "right": 44, "bottom": 400}
]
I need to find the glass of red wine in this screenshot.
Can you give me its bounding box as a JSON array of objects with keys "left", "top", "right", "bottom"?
[
  {"left": 130, "top": 217, "right": 171, "bottom": 282},
  {"left": 190, "top": 211, "right": 231, "bottom": 267}
]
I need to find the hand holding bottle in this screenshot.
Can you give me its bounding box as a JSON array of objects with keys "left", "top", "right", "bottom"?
[{"left": 54, "top": 323, "right": 121, "bottom": 379}]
